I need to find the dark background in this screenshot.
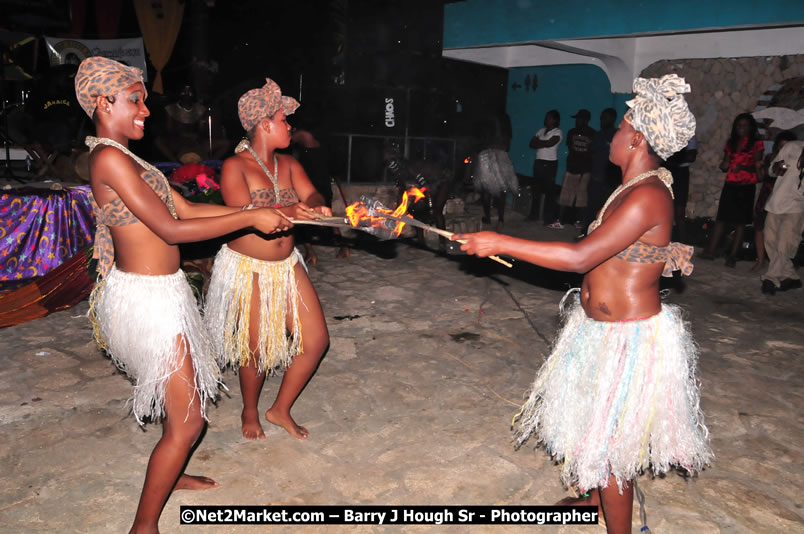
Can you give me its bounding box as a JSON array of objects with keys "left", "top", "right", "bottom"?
[{"left": 2, "top": 0, "right": 508, "bottom": 179}]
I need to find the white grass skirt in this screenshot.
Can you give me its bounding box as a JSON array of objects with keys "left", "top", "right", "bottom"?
[
  {"left": 89, "top": 265, "right": 221, "bottom": 424},
  {"left": 204, "top": 245, "right": 304, "bottom": 374},
  {"left": 473, "top": 148, "right": 520, "bottom": 196},
  {"left": 514, "top": 293, "right": 712, "bottom": 492}
]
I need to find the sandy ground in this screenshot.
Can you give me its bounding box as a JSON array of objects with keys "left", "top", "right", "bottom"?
[{"left": 1, "top": 208, "right": 802, "bottom": 533}]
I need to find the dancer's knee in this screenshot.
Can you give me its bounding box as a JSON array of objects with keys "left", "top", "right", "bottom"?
[
  {"left": 302, "top": 335, "right": 329, "bottom": 360},
  {"left": 164, "top": 412, "right": 205, "bottom": 446},
  {"left": 306, "top": 330, "right": 329, "bottom": 359}
]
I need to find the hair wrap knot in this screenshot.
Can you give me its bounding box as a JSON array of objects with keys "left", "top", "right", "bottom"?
[
  {"left": 238, "top": 78, "right": 300, "bottom": 131},
  {"left": 74, "top": 56, "right": 146, "bottom": 118},
  {"left": 625, "top": 74, "right": 696, "bottom": 160}
]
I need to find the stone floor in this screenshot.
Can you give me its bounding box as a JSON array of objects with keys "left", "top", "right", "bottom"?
[{"left": 1, "top": 208, "right": 802, "bottom": 533}]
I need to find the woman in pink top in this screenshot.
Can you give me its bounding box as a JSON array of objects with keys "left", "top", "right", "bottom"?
[{"left": 701, "top": 113, "right": 764, "bottom": 267}]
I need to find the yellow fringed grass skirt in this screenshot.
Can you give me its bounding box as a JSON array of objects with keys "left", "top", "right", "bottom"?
[{"left": 204, "top": 245, "right": 303, "bottom": 374}]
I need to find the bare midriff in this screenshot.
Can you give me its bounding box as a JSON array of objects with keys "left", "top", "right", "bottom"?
[
  {"left": 228, "top": 185, "right": 299, "bottom": 262},
  {"left": 580, "top": 258, "right": 664, "bottom": 321},
  {"left": 228, "top": 230, "right": 295, "bottom": 262},
  {"left": 110, "top": 223, "right": 182, "bottom": 275}
]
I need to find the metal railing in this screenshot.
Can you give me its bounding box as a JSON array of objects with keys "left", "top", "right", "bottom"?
[{"left": 326, "top": 133, "right": 457, "bottom": 183}]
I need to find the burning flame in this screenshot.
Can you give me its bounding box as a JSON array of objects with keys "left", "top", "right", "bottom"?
[{"left": 345, "top": 187, "right": 427, "bottom": 238}]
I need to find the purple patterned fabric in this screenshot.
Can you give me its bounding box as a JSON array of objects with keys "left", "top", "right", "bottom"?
[{"left": 0, "top": 185, "right": 94, "bottom": 285}]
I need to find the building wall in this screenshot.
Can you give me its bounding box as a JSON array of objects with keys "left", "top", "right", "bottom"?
[
  {"left": 640, "top": 55, "right": 804, "bottom": 217},
  {"left": 444, "top": 0, "right": 804, "bottom": 48},
  {"left": 507, "top": 64, "right": 629, "bottom": 182}
]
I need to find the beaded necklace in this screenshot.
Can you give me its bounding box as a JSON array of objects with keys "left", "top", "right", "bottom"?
[
  {"left": 86, "top": 136, "right": 177, "bottom": 219},
  {"left": 593, "top": 167, "right": 673, "bottom": 229},
  {"left": 235, "top": 139, "right": 282, "bottom": 208}
]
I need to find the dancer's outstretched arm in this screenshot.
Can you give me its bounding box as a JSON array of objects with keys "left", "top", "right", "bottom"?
[
  {"left": 455, "top": 183, "right": 670, "bottom": 273},
  {"left": 92, "top": 146, "right": 291, "bottom": 241}
]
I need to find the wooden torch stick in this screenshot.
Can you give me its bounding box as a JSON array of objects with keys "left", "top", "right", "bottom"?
[
  {"left": 376, "top": 213, "right": 513, "bottom": 268},
  {"left": 299, "top": 209, "right": 347, "bottom": 223},
  {"left": 289, "top": 218, "right": 354, "bottom": 230}
]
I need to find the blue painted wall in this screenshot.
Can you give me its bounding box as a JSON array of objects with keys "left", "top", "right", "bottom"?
[
  {"left": 444, "top": 0, "right": 804, "bottom": 49},
  {"left": 508, "top": 64, "right": 631, "bottom": 181}
]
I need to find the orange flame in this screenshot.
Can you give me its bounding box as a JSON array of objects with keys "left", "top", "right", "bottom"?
[{"left": 345, "top": 187, "right": 427, "bottom": 237}]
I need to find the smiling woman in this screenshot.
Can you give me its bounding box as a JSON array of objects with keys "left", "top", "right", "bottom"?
[{"left": 74, "top": 56, "right": 293, "bottom": 534}]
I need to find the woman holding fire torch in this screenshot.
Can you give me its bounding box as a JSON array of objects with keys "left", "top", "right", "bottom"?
[
  {"left": 205, "top": 79, "right": 330, "bottom": 441},
  {"left": 454, "top": 75, "right": 711, "bottom": 533},
  {"left": 76, "top": 57, "right": 292, "bottom": 533}
]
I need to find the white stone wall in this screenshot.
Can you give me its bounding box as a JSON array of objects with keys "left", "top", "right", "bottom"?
[{"left": 640, "top": 55, "right": 804, "bottom": 218}]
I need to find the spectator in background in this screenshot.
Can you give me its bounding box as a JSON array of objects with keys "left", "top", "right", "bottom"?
[
  {"left": 760, "top": 140, "right": 804, "bottom": 295},
  {"left": 663, "top": 133, "right": 698, "bottom": 244},
  {"left": 474, "top": 111, "right": 517, "bottom": 231},
  {"left": 753, "top": 131, "right": 796, "bottom": 272},
  {"left": 549, "top": 109, "right": 595, "bottom": 230},
  {"left": 292, "top": 127, "right": 328, "bottom": 265},
  {"left": 154, "top": 85, "right": 229, "bottom": 163},
  {"left": 580, "top": 108, "right": 620, "bottom": 237},
  {"left": 292, "top": 125, "right": 350, "bottom": 262},
  {"left": 292, "top": 128, "right": 331, "bottom": 206},
  {"left": 701, "top": 113, "right": 764, "bottom": 267},
  {"left": 22, "top": 64, "right": 85, "bottom": 176},
  {"left": 527, "top": 110, "right": 562, "bottom": 223}
]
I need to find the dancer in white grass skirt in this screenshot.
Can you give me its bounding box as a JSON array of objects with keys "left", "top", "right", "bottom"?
[
  {"left": 454, "top": 74, "right": 711, "bottom": 534},
  {"left": 76, "top": 57, "right": 291, "bottom": 533}
]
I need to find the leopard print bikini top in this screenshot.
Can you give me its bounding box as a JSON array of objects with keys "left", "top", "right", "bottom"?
[
  {"left": 250, "top": 187, "right": 299, "bottom": 208},
  {"left": 588, "top": 167, "right": 693, "bottom": 277},
  {"left": 86, "top": 136, "right": 177, "bottom": 278}
]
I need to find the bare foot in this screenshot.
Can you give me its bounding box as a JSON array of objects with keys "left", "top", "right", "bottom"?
[
  {"left": 265, "top": 407, "right": 309, "bottom": 439},
  {"left": 336, "top": 247, "right": 350, "bottom": 259},
  {"left": 556, "top": 494, "right": 604, "bottom": 525},
  {"left": 751, "top": 261, "right": 765, "bottom": 273},
  {"left": 241, "top": 408, "right": 266, "bottom": 440},
  {"left": 174, "top": 474, "right": 218, "bottom": 491}
]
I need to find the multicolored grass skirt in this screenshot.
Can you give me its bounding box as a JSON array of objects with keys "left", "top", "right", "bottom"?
[
  {"left": 514, "top": 294, "right": 711, "bottom": 493},
  {"left": 89, "top": 266, "right": 221, "bottom": 424},
  {"left": 204, "top": 245, "right": 303, "bottom": 374}
]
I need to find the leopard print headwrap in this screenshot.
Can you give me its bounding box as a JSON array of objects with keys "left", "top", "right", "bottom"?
[
  {"left": 625, "top": 74, "right": 696, "bottom": 160},
  {"left": 237, "top": 78, "right": 299, "bottom": 131},
  {"left": 74, "top": 56, "right": 146, "bottom": 118}
]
